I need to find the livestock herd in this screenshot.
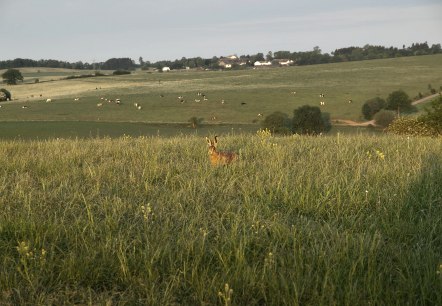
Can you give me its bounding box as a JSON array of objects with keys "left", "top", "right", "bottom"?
[{"left": 8, "top": 89, "right": 354, "bottom": 122}]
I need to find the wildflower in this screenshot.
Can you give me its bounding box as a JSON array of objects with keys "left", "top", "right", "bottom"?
[
  {"left": 218, "top": 283, "right": 233, "bottom": 306},
  {"left": 140, "top": 203, "right": 153, "bottom": 221},
  {"left": 16, "top": 241, "right": 30, "bottom": 256},
  {"left": 375, "top": 149, "right": 385, "bottom": 160}
]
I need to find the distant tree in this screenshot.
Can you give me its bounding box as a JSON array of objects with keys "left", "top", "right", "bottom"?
[
  {"left": 373, "top": 110, "right": 396, "bottom": 128},
  {"left": 188, "top": 117, "right": 203, "bottom": 128},
  {"left": 101, "top": 58, "right": 135, "bottom": 70},
  {"left": 139, "top": 56, "right": 144, "bottom": 66},
  {"left": 362, "top": 97, "right": 386, "bottom": 120},
  {"left": 385, "top": 90, "right": 414, "bottom": 115},
  {"left": 419, "top": 96, "right": 442, "bottom": 134},
  {"left": 112, "top": 70, "right": 131, "bottom": 75},
  {"left": 266, "top": 51, "right": 273, "bottom": 61},
  {"left": 292, "top": 105, "right": 330, "bottom": 135},
  {"left": 261, "top": 111, "right": 292, "bottom": 135},
  {"left": 2, "top": 68, "right": 23, "bottom": 85}
]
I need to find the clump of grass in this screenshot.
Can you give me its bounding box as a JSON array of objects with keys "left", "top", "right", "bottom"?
[{"left": 0, "top": 134, "right": 441, "bottom": 305}]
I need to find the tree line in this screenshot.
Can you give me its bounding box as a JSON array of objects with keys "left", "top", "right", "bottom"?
[{"left": 1, "top": 42, "right": 441, "bottom": 71}]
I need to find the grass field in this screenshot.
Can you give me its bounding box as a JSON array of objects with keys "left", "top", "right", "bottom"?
[
  {"left": 0, "top": 54, "right": 441, "bottom": 139},
  {"left": 0, "top": 133, "right": 441, "bottom": 304}
]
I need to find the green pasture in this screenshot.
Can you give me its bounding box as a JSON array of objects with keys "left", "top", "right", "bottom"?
[
  {"left": 0, "top": 54, "right": 441, "bottom": 138},
  {"left": 0, "top": 134, "right": 440, "bottom": 304}
]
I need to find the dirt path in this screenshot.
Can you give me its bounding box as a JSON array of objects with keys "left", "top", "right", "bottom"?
[
  {"left": 411, "top": 93, "right": 440, "bottom": 105},
  {"left": 334, "top": 93, "right": 440, "bottom": 127}
]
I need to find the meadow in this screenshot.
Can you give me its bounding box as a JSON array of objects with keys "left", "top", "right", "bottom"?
[
  {"left": 0, "top": 133, "right": 441, "bottom": 305},
  {"left": 0, "top": 54, "right": 441, "bottom": 139},
  {"left": 0, "top": 56, "right": 441, "bottom": 304}
]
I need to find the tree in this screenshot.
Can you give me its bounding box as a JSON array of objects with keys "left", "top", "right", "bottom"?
[
  {"left": 261, "top": 111, "right": 292, "bottom": 135},
  {"left": 292, "top": 105, "right": 330, "bottom": 135},
  {"left": 385, "top": 90, "right": 414, "bottom": 115},
  {"left": 362, "top": 97, "right": 386, "bottom": 120},
  {"left": 419, "top": 96, "right": 442, "bottom": 134},
  {"left": 2, "top": 68, "right": 23, "bottom": 85},
  {"left": 188, "top": 117, "right": 203, "bottom": 128}
]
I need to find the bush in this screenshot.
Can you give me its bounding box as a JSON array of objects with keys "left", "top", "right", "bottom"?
[
  {"left": 418, "top": 96, "right": 442, "bottom": 134},
  {"left": 362, "top": 97, "right": 386, "bottom": 120},
  {"left": 373, "top": 110, "right": 396, "bottom": 128},
  {"left": 0, "top": 88, "right": 11, "bottom": 101},
  {"left": 386, "top": 117, "right": 438, "bottom": 137},
  {"left": 113, "top": 70, "right": 131, "bottom": 75},
  {"left": 261, "top": 111, "right": 292, "bottom": 135},
  {"left": 292, "top": 105, "right": 330, "bottom": 135}
]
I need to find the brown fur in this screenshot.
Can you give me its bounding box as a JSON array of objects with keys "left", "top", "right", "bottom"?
[{"left": 206, "top": 136, "right": 237, "bottom": 166}]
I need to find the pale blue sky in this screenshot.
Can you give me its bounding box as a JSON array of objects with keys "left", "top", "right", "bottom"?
[{"left": 0, "top": 0, "right": 441, "bottom": 63}]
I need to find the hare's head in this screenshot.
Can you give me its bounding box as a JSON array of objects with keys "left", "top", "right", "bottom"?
[{"left": 206, "top": 136, "right": 218, "bottom": 154}]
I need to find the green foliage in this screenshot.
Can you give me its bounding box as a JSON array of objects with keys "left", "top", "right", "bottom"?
[
  {"left": 373, "top": 109, "right": 396, "bottom": 128},
  {"left": 292, "top": 105, "right": 330, "bottom": 135},
  {"left": 0, "top": 88, "right": 11, "bottom": 101},
  {"left": 112, "top": 70, "right": 131, "bottom": 75},
  {"left": 385, "top": 90, "right": 415, "bottom": 113},
  {"left": 188, "top": 116, "right": 204, "bottom": 128},
  {"left": 362, "top": 97, "right": 386, "bottom": 120},
  {"left": 261, "top": 111, "right": 292, "bottom": 135},
  {"left": 418, "top": 96, "right": 442, "bottom": 134},
  {"left": 0, "top": 135, "right": 441, "bottom": 304},
  {"left": 101, "top": 58, "right": 135, "bottom": 70},
  {"left": 2, "top": 68, "right": 24, "bottom": 85},
  {"left": 386, "top": 117, "right": 438, "bottom": 136}
]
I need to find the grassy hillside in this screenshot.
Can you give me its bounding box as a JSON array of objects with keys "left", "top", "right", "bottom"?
[
  {"left": 0, "top": 134, "right": 441, "bottom": 304},
  {"left": 1, "top": 55, "right": 441, "bottom": 130}
]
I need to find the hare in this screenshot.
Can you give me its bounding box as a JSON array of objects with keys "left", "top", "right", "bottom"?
[{"left": 206, "top": 136, "right": 237, "bottom": 166}]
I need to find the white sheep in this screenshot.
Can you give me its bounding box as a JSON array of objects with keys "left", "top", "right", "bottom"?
[
  {"left": 46, "top": 98, "right": 52, "bottom": 102},
  {"left": 97, "top": 103, "right": 103, "bottom": 107}
]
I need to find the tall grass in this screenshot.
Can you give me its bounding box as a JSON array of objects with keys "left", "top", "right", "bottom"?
[{"left": 0, "top": 134, "right": 441, "bottom": 305}]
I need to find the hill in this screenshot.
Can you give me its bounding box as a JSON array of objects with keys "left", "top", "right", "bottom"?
[{"left": 1, "top": 54, "right": 441, "bottom": 138}]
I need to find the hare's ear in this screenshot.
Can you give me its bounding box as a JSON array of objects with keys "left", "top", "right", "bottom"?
[
  {"left": 206, "top": 137, "right": 212, "bottom": 146},
  {"left": 214, "top": 135, "right": 218, "bottom": 145}
]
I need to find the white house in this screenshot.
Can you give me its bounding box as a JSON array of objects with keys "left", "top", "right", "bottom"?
[
  {"left": 273, "top": 59, "right": 294, "bottom": 66},
  {"left": 254, "top": 61, "right": 272, "bottom": 67}
]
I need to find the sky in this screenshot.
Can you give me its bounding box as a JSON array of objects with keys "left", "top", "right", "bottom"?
[{"left": 0, "top": 0, "right": 441, "bottom": 63}]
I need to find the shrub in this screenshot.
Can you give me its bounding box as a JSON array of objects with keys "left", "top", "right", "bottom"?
[
  {"left": 292, "top": 105, "right": 330, "bottom": 135},
  {"left": 373, "top": 110, "right": 396, "bottom": 128},
  {"left": 386, "top": 117, "right": 438, "bottom": 137},
  {"left": 113, "top": 70, "right": 131, "bottom": 75},
  {"left": 261, "top": 111, "right": 292, "bottom": 135},
  {"left": 418, "top": 96, "right": 442, "bottom": 134},
  {"left": 362, "top": 97, "right": 386, "bottom": 120},
  {"left": 0, "top": 88, "right": 11, "bottom": 101}
]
